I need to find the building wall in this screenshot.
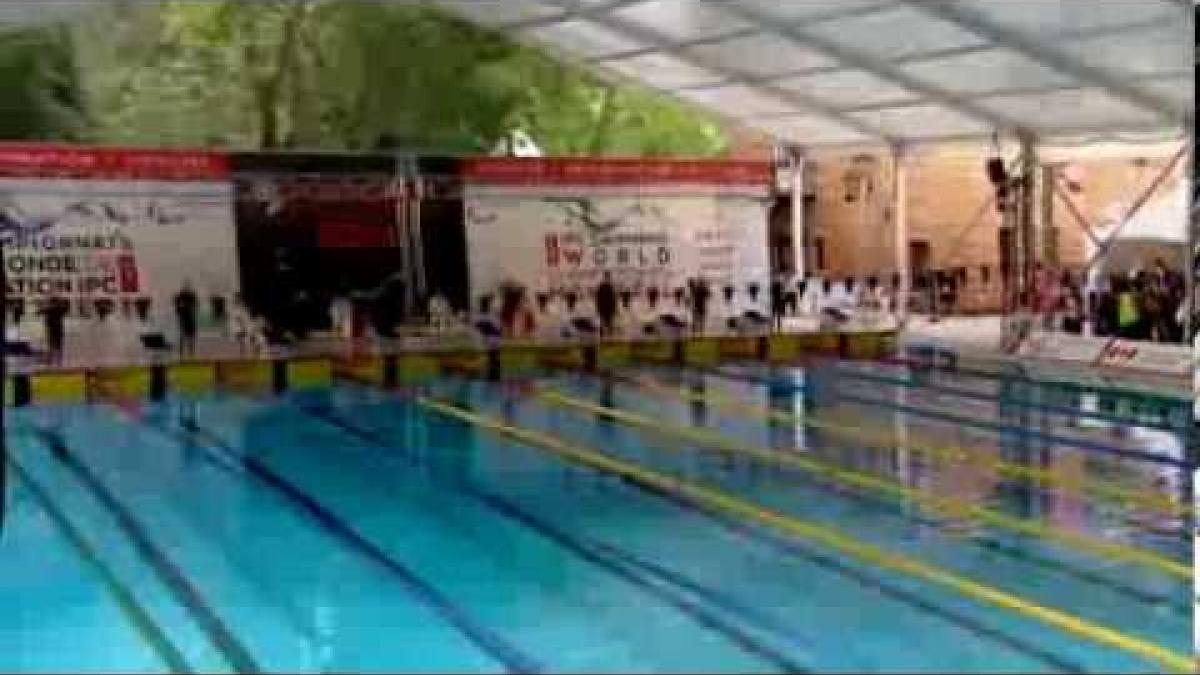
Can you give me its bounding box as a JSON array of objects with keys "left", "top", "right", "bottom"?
[
  {"left": 802, "top": 144, "right": 1184, "bottom": 311},
  {"left": 722, "top": 126, "right": 1184, "bottom": 311}
]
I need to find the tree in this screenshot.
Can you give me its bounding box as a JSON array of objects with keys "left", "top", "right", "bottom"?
[
  {"left": 59, "top": 0, "right": 728, "bottom": 156},
  {"left": 0, "top": 24, "right": 88, "bottom": 141}
]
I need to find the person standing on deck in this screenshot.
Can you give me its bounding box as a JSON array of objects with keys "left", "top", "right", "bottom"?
[
  {"left": 595, "top": 272, "right": 618, "bottom": 337},
  {"left": 40, "top": 293, "right": 69, "bottom": 365},
  {"left": 174, "top": 282, "right": 199, "bottom": 357},
  {"left": 690, "top": 277, "right": 712, "bottom": 334},
  {"left": 770, "top": 275, "right": 786, "bottom": 332}
]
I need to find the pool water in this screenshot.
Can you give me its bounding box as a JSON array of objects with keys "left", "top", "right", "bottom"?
[{"left": 0, "top": 361, "right": 1191, "bottom": 672}]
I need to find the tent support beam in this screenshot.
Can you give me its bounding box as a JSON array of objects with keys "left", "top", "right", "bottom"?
[
  {"left": 903, "top": 0, "right": 1189, "bottom": 127},
  {"left": 724, "top": 4, "right": 1031, "bottom": 135},
  {"left": 1051, "top": 174, "right": 1103, "bottom": 248},
  {"left": 1041, "top": 165, "right": 1058, "bottom": 268},
  {"left": 539, "top": 0, "right": 893, "bottom": 143},
  {"left": 1081, "top": 143, "right": 1188, "bottom": 276}
]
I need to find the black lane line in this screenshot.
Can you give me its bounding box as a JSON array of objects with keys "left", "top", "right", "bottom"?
[
  {"left": 294, "top": 402, "right": 812, "bottom": 673},
  {"left": 418, "top": 396, "right": 1087, "bottom": 673},
  {"left": 699, "top": 366, "right": 1191, "bottom": 470},
  {"left": 157, "top": 416, "right": 542, "bottom": 674},
  {"left": 6, "top": 455, "right": 192, "bottom": 672},
  {"left": 32, "top": 429, "right": 259, "bottom": 674},
  {"left": 574, "top": 373, "right": 1190, "bottom": 612}
]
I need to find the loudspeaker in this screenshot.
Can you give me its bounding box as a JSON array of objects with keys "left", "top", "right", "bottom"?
[{"left": 985, "top": 157, "right": 1007, "bottom": 186}]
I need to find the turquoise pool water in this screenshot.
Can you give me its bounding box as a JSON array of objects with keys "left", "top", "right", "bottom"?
[{"left": 0, "top": 361, "right": 1191, "bottom": 672}]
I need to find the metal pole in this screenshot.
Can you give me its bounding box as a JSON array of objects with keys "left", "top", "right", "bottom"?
[
  {"left": 1040, "top": 163, "right": 1058, "bottom": 268},
  {"left": 791, "top": 149, "right": 807, "bottom": 281},
  {"left": 893, "top": 144, "right": 909, "bottom": 327},
  {"left": 1018, "top": 133, "right": 1038, "bottom": 308}
]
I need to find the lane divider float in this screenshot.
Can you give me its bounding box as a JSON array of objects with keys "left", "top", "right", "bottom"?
[
  {"left": 622, "top": 372, "right": 1189, "bottom": 519},
  {"left": 416, "top": 397, "right": 1191, "bottom": 673},
  {"left": 533, "top": 387, "right": 1190, "bottom": 582}
]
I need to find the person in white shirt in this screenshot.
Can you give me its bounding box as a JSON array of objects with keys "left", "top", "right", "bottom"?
[
  {"left": 561, "top": 290, "right": 599, "bottom": 338},
  {"left": 658, "top": 287, "right": 689, "bottom": 335},
  {"left": 330, "top": 293, "right": 355, "bottom": 339},
  {"left": 796, "top": 278, "right": 820, "bottom": 317},
  {"left": 534, "top": 292, "right": 562, "bottom": 341},
  {"left": 86, "top": 299, "right": 126, "bottom": 365},
  {"left": 613, "top": 290, "right": 636, "bottom": 338},
  {"left": 629, "top": 287, "right": 660, "bottom": 337},
  {"left": 859, "top": 276, "right": 890, "bottom": 326},
  {"left": 717, "top": 284, "right": 740, "bottom": 333},
  {"left": 228, "top": 294, "right": 256, "bottom": 354}
]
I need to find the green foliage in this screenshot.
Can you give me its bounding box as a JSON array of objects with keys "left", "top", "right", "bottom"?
[
  {"left": 5, "top": 0, "right": 728, "bottom": 157},
  {"left": 0, "top": 24, "right": 87, "bottom": 141}
]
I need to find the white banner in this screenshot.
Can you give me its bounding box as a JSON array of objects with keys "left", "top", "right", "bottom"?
[
  {"left": 462, "top": 158, "right": 772, "bottom": 303},
  {"left": 0, "top": 178, "right": 239, "bottom": 324},
  {"left": 464, "top": 190, "right": 769, "bottom": 299}
]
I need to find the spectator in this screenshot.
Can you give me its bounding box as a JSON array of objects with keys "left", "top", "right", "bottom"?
[
  {"left": 860, "top": 276, "right": 886, "bottom": 320},
  {"left": 229, "top": 294, "right": 255, "bottom": 353},
  {"left": 330, "top": 291, "right": 354, "bottom": 339},
  {"left": 1115, "top": 277, "right": 1140, "bottom": 340},
  {"left": 691, "top": 277, "right": 711, "bottom": 334},
  {"left": 1035, "top": 265, "right": 1063, "bottom": 331},
  {"left": 770, "top": 275, "right": 786, "bottom": 332},
  {"left": 174, "top": 281, "right": 199, "bottom": 357},
  {"left": 595, "top": 272, "right": 618, "bottom": 336},
  {"left": 1060, "top": 271, "right": 1083, "bottom": 335},
  {"left": 40, "top": 293, "right": 69, "bottom": 365}
]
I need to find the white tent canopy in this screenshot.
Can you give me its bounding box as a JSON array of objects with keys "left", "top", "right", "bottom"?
[
  {"left": 2, "top": 0, "right": 1193, "bottom": 150},
  {"left": 435, "top": 0, "right": 1194, "bottom": 150}
]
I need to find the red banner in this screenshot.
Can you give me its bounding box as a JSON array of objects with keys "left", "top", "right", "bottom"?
[
  {"left": 463, "top": 158, "right": 772, "bottom": 186},
  {"left": 0, "top": 144, "right": 229, "bottom": 180}
]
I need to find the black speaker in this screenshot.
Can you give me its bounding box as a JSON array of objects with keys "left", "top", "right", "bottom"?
[{"left": 985, "top": 157, "right": 1007, "bottom": 186}]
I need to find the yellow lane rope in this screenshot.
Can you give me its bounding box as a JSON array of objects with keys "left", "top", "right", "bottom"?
[
  {"left": 619, "top": 373, "right": 1188, "bottom": 520},
  {"left": 416, "top": 397, "right": 1191, "bottom": 673},
  {"left": 534, "top": 387, "right": 1190, "bottom": 581}
]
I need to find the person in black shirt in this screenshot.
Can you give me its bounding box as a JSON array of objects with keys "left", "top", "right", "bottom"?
[
  {"left": 595, "top": 272, "right": 618, "bottom": 336},
  {"left": 691, "top": 277, "right": 711, "bottom": 334},
  {"left": 770, "top": 275, "right": 786, "bottom": 332},
  {"left": 40, "top": 294, "right": 69, "bottom": 365},
  {"left": 174, "top": 282, "right": 199, "bottom": 357}
]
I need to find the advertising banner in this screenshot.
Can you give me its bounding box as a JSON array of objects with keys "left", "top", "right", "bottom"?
[
  {"left": 0, "top": 145, "right": 239, "bottom": 325},
  {"left": 462, "top": 158, "right": 772, "bottom": 301}
]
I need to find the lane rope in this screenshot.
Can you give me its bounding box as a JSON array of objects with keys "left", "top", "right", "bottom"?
[
  {"left": 620, "top": 372, "right": 1189, "bottom": 520},
  {"left": 417, "top": 397, "right": 1191, "bottom": 673},
  {"left": 533, "top": 387, "right": 1190, "bottom": 581}
]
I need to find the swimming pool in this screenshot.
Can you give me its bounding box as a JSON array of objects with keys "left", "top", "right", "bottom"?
[{"left": 0, "top": 360, "right": 1191, "bottom": 672}]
